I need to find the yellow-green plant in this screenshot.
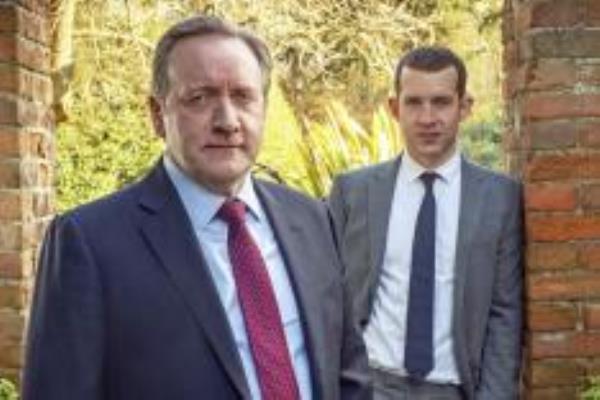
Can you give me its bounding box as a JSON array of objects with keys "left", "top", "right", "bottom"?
[
  {"left": 294, "top": 101, "right": 402, "bottom": 197},
  {"left": 582, "top": 376, "right": 600, "bottom": 400},
  {"left": 0, "top": 378, "right": 18, "bottom": 400}
]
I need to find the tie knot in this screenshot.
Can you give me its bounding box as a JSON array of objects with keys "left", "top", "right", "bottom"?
[
  {"left": 420, "top": 172, "right": 437, "bottom": 190},
  {"left": 217, "top": 199, "right": 246, "bottom": 225}
]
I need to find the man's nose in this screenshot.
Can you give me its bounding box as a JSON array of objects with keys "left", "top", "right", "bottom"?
[
  {"left": 213, "top": 98, "right": 240, "bottom": 134},
  {"left": 417, "top": 104, "right": 436, "bottom": 126}
]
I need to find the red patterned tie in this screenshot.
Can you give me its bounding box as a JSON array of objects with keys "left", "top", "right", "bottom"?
[{"left": 218, "top": 199, "right": 300, "bottom": 400}]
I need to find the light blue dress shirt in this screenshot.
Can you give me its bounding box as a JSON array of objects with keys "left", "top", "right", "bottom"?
[{"left": 164, "top": 156, "right": 312, "bottom": 400}]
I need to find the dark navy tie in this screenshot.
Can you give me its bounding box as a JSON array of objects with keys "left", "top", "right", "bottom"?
[{"left": 405, "top": 172, "right": 437, "bottom": 379}]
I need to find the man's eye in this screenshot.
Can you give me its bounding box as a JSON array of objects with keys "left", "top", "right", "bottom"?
[
  {"left": 189, "top": 94, "right": 206, "bottom": 103},
  {"left": 233, "top": 91, "right": 252, "bottom": 102},
  {"left": 433, "top": 97, "right": 453, "bottom": 106}
]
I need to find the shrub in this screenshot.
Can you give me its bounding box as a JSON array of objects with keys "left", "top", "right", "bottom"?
[
  {"left": 0, "top": 378, "right": 18, "bottom": 400},
  {"left": 582, "top": 376, "right": 600, "bottom": 400}
]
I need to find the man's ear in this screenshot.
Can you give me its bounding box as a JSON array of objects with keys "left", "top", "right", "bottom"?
[
  {"left": 460, "top": 93, "right": 474, "bottom": 121},
  {"left": 388, "top": 96, "right": 400, "bottom": 120},
  {"left": 148, "top": 96, "right": 166, "bottom": 138}
]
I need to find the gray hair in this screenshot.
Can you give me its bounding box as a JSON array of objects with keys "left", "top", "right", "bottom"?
[{"left": 151, "top": 15, "right": 272, "bottom": 97}]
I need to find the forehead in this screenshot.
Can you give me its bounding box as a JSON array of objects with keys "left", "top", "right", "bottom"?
[
  {"left": 399, "top": 66, "right": 458, "bottom": 97},
  {"left": 167, "top": 34, "right": 263, "bottom": 89}
]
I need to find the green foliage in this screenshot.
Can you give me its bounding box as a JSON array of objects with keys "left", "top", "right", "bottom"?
[
  {"left": 193, "top": 0, "right": 436, "bottom": 121},
  {"left": 56, "top": 1, "right": 164, "bottom": 211},
  {"left": 460, "top": 112, "right": 503, "bottom": 170},
  {"left": 582, "top": 376, "right": 600, "bottom": 400},
  {"left": 259, "top": 81, "right": 402, "bottom": 197},
  {"left": 55, "top": 0, "right": 505, "bottom": 209},
  {"left": 0, "top": 378, "right": 18, "bottom": 400}
]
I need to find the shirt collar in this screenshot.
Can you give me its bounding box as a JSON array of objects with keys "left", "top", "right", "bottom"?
[
  {"left": 163, "top": 155, "right": 263, "bottom": 230},
  {"left": 401, "top": 149, "right": 461, "bottom": 185}
]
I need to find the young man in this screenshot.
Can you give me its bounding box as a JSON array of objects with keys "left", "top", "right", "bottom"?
[
  {"left": 329, "top": 47, "right": 523, "bottom": 400},
  {"left": 23, "top": 15, "right": 371, "bottom": 400}
]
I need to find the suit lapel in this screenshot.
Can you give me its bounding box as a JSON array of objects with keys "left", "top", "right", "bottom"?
[
  {"left": 254, "top": 181, "right": 326, "bottom": 399},
  {"left": 136, "top": 164, "right": 251, "bottom": 399},
  {"left": 452, "top": 158, "right": 487, "bottom": 386},
  {"left": 368, "top": 158, "right": 401, "bottom": 275}
]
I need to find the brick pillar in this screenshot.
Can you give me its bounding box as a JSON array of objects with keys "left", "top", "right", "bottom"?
[
  {"left": 504, "top": 0, "right": 600, "bottom": 399},
  {"left": 0, "top": 0, "right": 53, "bottom": 383}
]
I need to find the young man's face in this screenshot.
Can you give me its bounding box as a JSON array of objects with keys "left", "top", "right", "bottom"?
[
  {"left": 150, "top": 34, "right": 266, "bottom": 196},
  {"left": 389, "top": 66, "right": 472, "bottom": 168}
]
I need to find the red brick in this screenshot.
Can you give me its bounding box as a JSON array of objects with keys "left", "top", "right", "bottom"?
[
  {"left": 585, "top": 304, "right": 600, "bottom": 329},
  {"left": 0, "top": 282, "right": 27, "bottom": 309},
  {"left": 529, "top": 358, "right": 584, "bottom": 387},
  {"left": 583, "top": 154, "right": 600, "bottom": 179},
  {"left": 526, "top": 154, "right": 583, "bottom": 181},
  {"left": 529, "top": 30, "right": 600, "bottom": 58},
  {"left": 0, "top": 35, "right": 49, "bottom": 72},
  {"left": 526, "top": 120, "right": 577, "bottom": 150},
  {"left": 33, "top": 191, "right": 52, "bottom": 217},
  {"left": 0, "top": 97, "right": 18, "bottom": 125},
  {"left": 0, "top": 6, "right": 18, "bottom": 34},
  {"left": 579, "top": 119, "right": 600, "bottom": 148},
  {"left": 0, "top": 223, "right": 23, "bottom": 251},
  {"left": 0, "top": 131, "right": 22, "bottom": 158},
  {"left": 580, "top": 244, "right": 600, "bottom": 270},
  {"left": 0, "top": 161, "right": 21, "bottom": 188},
  {"left": 531, "top": 331, "right": 600, "bottom": 358},
  {"left": 580, "top": 64, "right": 600, "bottom": 86},
  {"left": 582, "top": 184, "right": 600, "bottom": 209},
  {"left": 528, "top": 215, "right": 600, "bottom": 242},
  {"left": 530, "top": 0, "right": 580, "bottom": 28},
  {"left": 528, "top": 273, "right": 600, "bottom": 300},
  {"left": 526, "top": 58, "right": 576, "bottom": 90},
  {"left": 527, "top": 153, "right": 600, "bottom": 181},
  {"left": 0, "top": 191, "right": 23, "bottom": 219},
  {"left": 0, "top": 343, "right": 23, "bottom": 369},
  {"left": 524, "top": 93, "right": 600, "bottom": 121},
  {"left": 0, "top": 64, "right": 18, "bottom": 93},
  {"left": 0, "top": 34, "right": 17, "bottom": 62},
  {"left": 19, "top": 8, "right": 48, "bottom": 45},
  {"left": 527, "top": 243, "right": 577, "bottom": 270},
  {"left": 527, "top": 386, "right": 578, "bottom": 400},
  {"left": 514, "top": 1, "right": 532, "bottom": 34},
  {"left": 0, "top": 310, "right": 24, "bottom": 344},
  {"left": 525, "top": 183, "right": 577, "bottom": 211},
  {"left": 528, "top": 302, "right": 578, "bottom": 331},
  {"left": 585, "top": 0, "right": 600, "bottom": 26},
  {"left": 0, "top": 252, "right": 27, "bottom": 279}
]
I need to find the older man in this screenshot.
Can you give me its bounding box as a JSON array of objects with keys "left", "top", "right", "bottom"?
[{"left": 23, "top": 15, "right": 370, "bottom": 400}]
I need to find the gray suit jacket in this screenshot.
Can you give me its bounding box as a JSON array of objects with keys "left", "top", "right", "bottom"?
[
  {"left": 23, "top": 161, "right": 371, "bottom": 400},
  {"left": 328, "top": 155, "right": 523, "bottom": 400}
]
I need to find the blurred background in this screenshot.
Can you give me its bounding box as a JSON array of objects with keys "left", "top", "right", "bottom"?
[{"left": 49, "top": 0, "right": 504, "bottom": 210}]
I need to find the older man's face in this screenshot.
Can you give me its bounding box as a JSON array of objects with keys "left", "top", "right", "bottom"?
[{"left": 151, "top": 34, "right": 266, "bottom": 195}]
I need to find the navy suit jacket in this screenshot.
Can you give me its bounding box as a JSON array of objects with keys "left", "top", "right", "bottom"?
[{"left": 23, "top": 161, "right": 371, "bottom": 400}]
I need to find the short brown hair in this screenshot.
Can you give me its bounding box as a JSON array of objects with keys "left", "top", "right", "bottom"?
[
  {"left": 151, "top": 15, "right": 272, "bottom": 97},
  {"left": 393, "top": 46, "right": 467, "bottom": 98}
]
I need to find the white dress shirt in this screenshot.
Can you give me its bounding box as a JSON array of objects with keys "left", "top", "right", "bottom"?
[
  {"left": 164, "top": 156, "right": 312, "bottom": 400},
  {"left": 364, "top": 150, "right": 462, "bottom": 384}
]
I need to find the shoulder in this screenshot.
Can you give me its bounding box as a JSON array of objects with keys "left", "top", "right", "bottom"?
[
  {"left": 338, "top": 158, "right": 398, "bottom": 183},
  {"left": 56, "top": 173, "right": 150, "bottom": 235},
  {"left": 255, "top": 179, "right": 325, "bottom": 211},
  {"left": 463, "top": 158, "right": 522, "bottom": 199}
]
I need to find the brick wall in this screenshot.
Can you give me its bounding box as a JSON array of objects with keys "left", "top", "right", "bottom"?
[
  {"left": 0, "top": 0, "right": 53, "bottom": 383},
  {"left": 504, "top": 0, "right": 600, "bottom": 398}
]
